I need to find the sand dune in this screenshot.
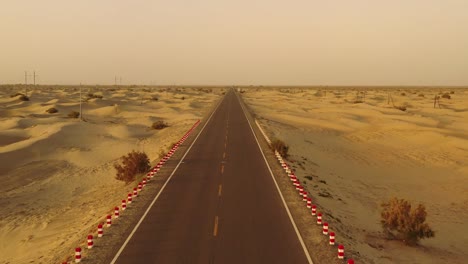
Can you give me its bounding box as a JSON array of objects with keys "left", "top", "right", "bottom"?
[
  {"left": 0, "top": 86, "right": 223, "bottom": 264},
  {"left": 242, "top": 87, "right": 468, "bottom": 264}
]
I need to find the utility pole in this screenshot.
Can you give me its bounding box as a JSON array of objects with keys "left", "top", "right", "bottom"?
[
  {"left": 25, "top": 71, "right": 28, "bottom": 96},
  {"left": 80, "top": 83, "right": 83, "bottom": 121}
]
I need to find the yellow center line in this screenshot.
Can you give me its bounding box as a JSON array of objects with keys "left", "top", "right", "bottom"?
[
  {"left": 218, "top": 184, "right": 222, "bottom": 196},
  {"left": 213, "top": 216, "right": 219, "bottom": 236}
]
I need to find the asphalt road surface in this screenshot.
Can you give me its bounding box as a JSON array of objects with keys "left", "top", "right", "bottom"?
[{"left": 112, "top": 90, "right": 310, "bottom": 264}]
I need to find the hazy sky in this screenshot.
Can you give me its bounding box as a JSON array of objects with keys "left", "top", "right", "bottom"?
[{"left": 1, "top": 0, "right": 467, "bottom": 85}]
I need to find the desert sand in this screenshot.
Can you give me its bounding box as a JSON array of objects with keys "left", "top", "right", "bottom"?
[
  {"left": 242, "top": 87, "right": 468, "bottom": 264},
  {"left": 0, "top": 86, "right": 223, "bottom": 264}
]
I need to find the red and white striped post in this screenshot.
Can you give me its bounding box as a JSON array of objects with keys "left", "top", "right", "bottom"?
[
  {"left": 75, "top": 247, "right": 81, "bottom": 263},
  {"left": 338, "top": 245, "right": 345, "bottom": 259},
  {"left": 302, "top": 191, "right": 308, "bottom": 201},
  {"left": 347, "top": 259, "right": 354, "bottom": 264},
  {"left": 121, "top": 200, "right": 126, "bottom": 210},
  {"left": 106, "top": 215, "right": 112, "bottom": 227},
  {"left": 311, "top": 205, "right": 317, "bottom": 216},
  {"left": 329, "top": 232, "right": 335, "bottom": 245},
  {"left": 142, "top": 179, "right": 147, "bottom": 188},
  {"left": 127, "top": 194, "right": 132, "bottom": 204},
  {"left": 323, "top": 222, "right": 329, "bottom": 235},
  {"left": 299, "top": 186, "right": 304, "bottom": 194},
  {"left": 307, "top": 198, "right": 312, "bottom": 208},
  {"left": 133, "top": 188, "right": 138, "bottom": 198},
  {"left": 114, "top": 207, "right": 120, "bottom": 219},
  {"left": 87, "top": 235, "right": 93, "bottom": 249},
  {"left": 138, "top": 183, "right": 142, "bottom": 192},
  {"left": 97, "top": 224, "right": 103, "bottom": 237},
  {"left": 317, "top": 213, "right": 322, "bottom": 225}
]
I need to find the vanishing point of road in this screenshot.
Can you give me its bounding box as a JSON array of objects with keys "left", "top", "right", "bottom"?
[{"left": 111, "top": 90, "right": 311, "bottom": 264}]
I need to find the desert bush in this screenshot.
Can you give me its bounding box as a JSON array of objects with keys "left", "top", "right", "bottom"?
[
  {"left": 353, "top": 100, "right": 364, "bottom": 104},
  {"left": 441, "top": 93, "right": 451, "bottom": 99},
  {"left": 152, "top": 120, "right": 168, "bottom": 130},
  {"left": 395, "top": 106, "right": 407, "bottom": 111},
  {"left": 68, "top": 111, "right": 80, "bottom": 118},
  {"left": 10, "top": 93, "right": 29, "bottom": 101},
  {"left": 401, "top": 92, "right": 406, "bottom": 96},
  {"left": 87, "top": 93, "right": 103, "bottom": 99},
  {"left": 418, "top": 93, "right": 425, "bottom": 97},
  {"left": 46, "top": 107, "right": 58, "bottom": 113},
  {"left": 450, "top": 91, "right": 455, "bottom": 94},
  {"left": 114, "top": 150, "right": 151, "bottom": 183},
  {"left": 381, "top": 197, "right": 435, "bottom": 245},
  {"left": 271, "top": 139, "right": 289, "bottom": 158},
  {"left": 151, "top": 96, "right": 159, "bottom": 101}
]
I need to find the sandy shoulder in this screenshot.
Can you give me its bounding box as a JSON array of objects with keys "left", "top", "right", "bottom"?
[{"left": 242, "top": 87, "right": 468, "bottom": 264}]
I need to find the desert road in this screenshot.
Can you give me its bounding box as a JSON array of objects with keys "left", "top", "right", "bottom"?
[{"left": 111, "top": 90, "right": 311, "bottom": 263}]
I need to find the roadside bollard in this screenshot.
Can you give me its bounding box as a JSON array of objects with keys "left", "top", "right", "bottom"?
[
  {"left": 121, "top": 200, "right": 126, "bottom": 210},
  {"left": 87, "top": 235, "right": 93, "bottom": 249},
  {"left": 114, "top": 207, "right": 119, "bottom": 219},
  {"left": 127, "top": 194, "right": 132, "bottom": 204},
  {"left": 75, "top": 248, "right": 81, "bottom": 263},
  {"left": 338, "top": 245, "right": 345, "bottom": 259},
  {"left": 317, "top": 213, "right": 322, "bottom": 225},
  {"left": 311, "top": 205, "right": 317, "bottom": 216},
  {"left": 329, "top": 232, "right": 335, "bottom": 245},
  {"left": 307, "top": 198, "right": 312, "bottom": 208},
  {"left": 106, "top": 215, "right": 112, "bottom": 227},
  {"left": 323, "top": 222, "right": 329, "bottom": 235},
  {"left": 97, "top": 224, "right": 103, "bottom": 237}
]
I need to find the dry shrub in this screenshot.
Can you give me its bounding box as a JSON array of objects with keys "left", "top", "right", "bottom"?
[
  {"left": 68, "top": 111, "right": 80, "bottom": 118},
  {"left": 152, "top": 120, "right": 168, "bottom": 130},
  {"left": 401, "top": 92, "right": 406, "bottom": 96},
  {"left": 395, "top": 105, "right": 407, "bottom": 111},
  {"left": 418, "top": 93, "right": 425, "bottom": 97},
  {"left": 114, "top": 150, "right": 150, "bottom": 183},
  {"left": 87, "top": 93, "right": 103, "bottom": 99},
  {"left": 46, "top": 107, "right": 58, "bottom": 113},
  {"left": 381, "top": 197, "right": 435, "bottom": 245},
  {"left": 11, "top": 93, "right": 29, "bottom": 101},
  {"left": 441, "top": 93, "right": 451, "bottom": 99},
  {"left": 271, "top": 139, "right": 289, "bottom": 158}
]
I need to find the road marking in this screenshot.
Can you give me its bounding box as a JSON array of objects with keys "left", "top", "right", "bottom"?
[
  {"left": 236, "top": 93, "right": 314, "bottom": 264},
  {"left": 213, "top": 216, "right": 219, "bottom": 236},
  {"left": 110, "top": 92, "right": 226, "bottom": 264},
  {"left": 221, "top": 164, "right": 224, "bottom": 174},
  {"left": 223, "top": 152, "right": 226, "bottom": 159},
  {"left": 218, "top": 184, "right": 222, "bottom": 197}
]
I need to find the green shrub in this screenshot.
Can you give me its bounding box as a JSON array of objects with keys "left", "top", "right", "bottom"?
[
  {"left": 271, "top": 139, "right": 289, "bottom": 158},
  {"left": 114, "top": 151, "right": 151, "bottom": 183},
  {"left": 381, "top": 198, "right": 435, "bottom": 245}
]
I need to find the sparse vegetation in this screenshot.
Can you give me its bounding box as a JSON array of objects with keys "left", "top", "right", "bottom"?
[
  {"left": 395, "top": 105, "right": 407, "bottom": 111},
  {"left": 305, "top": 175, "right": 313, "bottom": 181},
  {"left": 46, "top": 107, "right": 58, "bottom": 113},
  {"left": 151, "top": 96, "right": 159, "bottom": 101},
  {"left": 418, "top": 93, "right": 425, "bottom": 97},
  {"left": 68, "top": 111, "right": 80, "bottom": 118},
  {"left": 114, "top": 150, "right": 151, "bottom": 183},
  {"left": 441, "top": 93, "right": 451, "bottom": 99},
  {"left": 10, "top": 93, "right": 29, "bottom": 101},
  {"left": 401, "top": 92, "right": 406, "bottom": 96},
  {"left": 152, "top": 120, "right": 169, "bottom": 130},
  {"left": 271, "top": 139, "right": 289, "bottom": 158},
  {"left": 381, "top": 197, "right": 435, "bottom": 245},
  {"left": 87, "top": 93, "right": 103, "bottom": 99}
]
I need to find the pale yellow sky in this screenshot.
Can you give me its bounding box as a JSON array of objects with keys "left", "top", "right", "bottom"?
[{"left": 1, "top": 0, "right": 467, "bottom": 85}]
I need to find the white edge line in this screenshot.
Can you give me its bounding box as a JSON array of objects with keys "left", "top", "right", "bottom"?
[
  {"left": 236, "top": 92, "right": 314, "bottom": 264},
  {"left": 110, "top": 93, "right": 225, "bottom": 264}
]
